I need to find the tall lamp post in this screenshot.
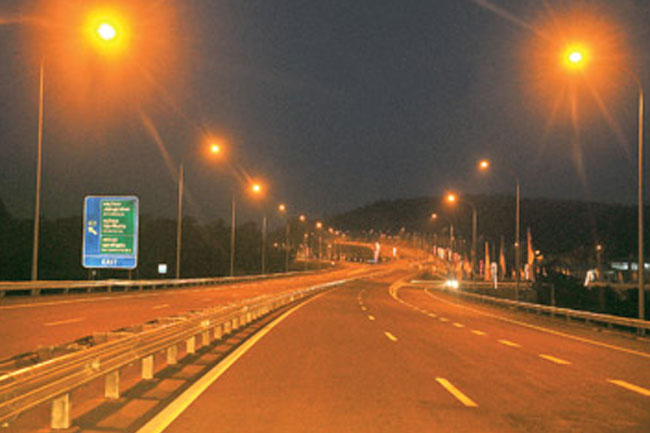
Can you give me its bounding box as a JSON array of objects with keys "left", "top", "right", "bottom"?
[
  {"left": 565, "top": 48, "right": 644, "bottom": 320},
  {"left": 249, "top": 182, "right": 266, "bottom": 274},
  {"left": 431, "top": 213, "right": 454, "bottom": 253},
  {"left": 278, "top": 204, "right": 290, "bottom": 273},
  {"left": 176, "top": 142, "right": 223, "bottom": 279},
  {"left": 446, "top": 193, "right": 477, "bottom": 279},
  {"left": 315, "top": 221, "right": 323, "bottom": 269},
  {"left": 478, "top": 159, "right": 521, "bottom": 298},
  {"left": 31, "top": 20, "right": 120, "bottom": 280}
]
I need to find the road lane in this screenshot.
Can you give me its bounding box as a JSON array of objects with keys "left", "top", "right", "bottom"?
[
  {"left": 0, "top": 263, "right": 382, "bottom": 358},
  {"left": 155, "top": 275, "right": 650, "bottom": 432},
  {"left": 388, "top": 284, "right": 650, "bottom": 430}
]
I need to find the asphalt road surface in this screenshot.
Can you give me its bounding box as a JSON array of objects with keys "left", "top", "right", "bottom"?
[
  {"left": 146, "top": 275, "right": 650, "bottom": 433},
  {"left": 0, "top": 263, "right": 376, "bottom": 358}
]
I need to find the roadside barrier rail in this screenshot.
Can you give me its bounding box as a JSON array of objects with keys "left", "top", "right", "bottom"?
[
  {"left": 417, "top": 281, "right": 650, "bottom": 334},
  {"left": 0, "top": 269, "right": 330, "bottom": 297},
  {"left": 0, "top": 279, "right": 346, "bottom": 429}
]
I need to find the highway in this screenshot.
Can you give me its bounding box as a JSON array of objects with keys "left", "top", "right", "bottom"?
[
  {"left": 136, "top": 275, "right": 650, "bottom": 433},
  {"left": 0, "top": 263, "right": 375, "bottom": 358}
]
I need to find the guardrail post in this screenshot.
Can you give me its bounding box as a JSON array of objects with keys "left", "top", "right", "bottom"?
[
  {"left": 186, "top": 336, "right": 196, "bottom": 354},
  {"left": 105, "top": 370, "right": 120, "bottom": 399},
  {"left": 167, "top": 345, "right": 178, "bottom": 365},
  {"left": 213, "top": 324, "right": 222, "bottom": 340},
  {"left": 142, "top": 355, "right": 154, "bottom": 380},
  {"left": 201, "top": 330, "right": 210, "bottom": 347},
  {"left": 224, "top": 321, "right": 232, "bottom": 335},
  {"left": 51, "top": 393, "right": 70, "bottom": 429},
  {"left": 232, "top": 317, "right": 239, "bottom": 330}
]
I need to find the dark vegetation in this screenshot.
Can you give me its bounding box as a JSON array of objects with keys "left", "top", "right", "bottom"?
[{"left": 326, "top": 195, "right": 650, "bottom": 318}]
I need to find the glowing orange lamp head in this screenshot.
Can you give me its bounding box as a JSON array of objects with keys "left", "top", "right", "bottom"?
[
  {"left": 299, "top": 214, "right": 306, "bottom": 222},
  {"left": 278, "top": 204, "right": 286, "bottom": 212},
  {"left": 478, "top": 159, "right": 490, "bottom": 171},
  {"left": 446, "top": 193, "right": 457, "bottom": 204},
  {"left": 96, "top": 22, "right": 117, "bottom": 41}
]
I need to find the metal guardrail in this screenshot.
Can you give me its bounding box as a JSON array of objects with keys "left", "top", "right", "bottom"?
[
  {"left": 415, "top": 281, "right": 650, "bottom": 334},
  {"left": 0, "top": 269, "right": 330, "bottom": 297},
  {"left": 0, "top": 279, "right": 347, "bottom": 429}
]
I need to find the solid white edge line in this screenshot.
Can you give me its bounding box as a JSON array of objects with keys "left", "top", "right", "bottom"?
[
  {"left": 423, "top": 289, "right": 650, "bottom": 360},
  {"left": 135, "top": 290, "right": 331, "bottom": 433}
]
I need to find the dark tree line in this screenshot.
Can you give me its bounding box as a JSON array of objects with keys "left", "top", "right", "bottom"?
[{"left": 0, "top": 198, "right": 298, "bottom": 281}]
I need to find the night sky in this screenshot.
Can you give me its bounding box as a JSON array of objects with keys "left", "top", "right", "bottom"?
[{"left": 1, "top": 0, "right": 650, "bottom": 224}]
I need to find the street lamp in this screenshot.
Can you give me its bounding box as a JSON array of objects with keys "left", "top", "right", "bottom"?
[
  {"left": 31, "top": 16, "right": 125, "bottom": 281},
  {"left": 315, "top": 221, "right": 323, "bottom": 269},
  {"left": 478, "top": 158, "right": 521, "bottom": 298},
  {"left": 445, "top": 192, "right": 477, "bottom": 279},
  {"left": 562, "top": 45, "right": 645, "bottom": 321},
  {"left": 431, "top": 213, "right": 454, "bottom": 252},
  {"left": 249, "top": 181, "right": 267, "bottom": 274},
  {"left": 278, "top": 203, "right": 290, "bottom": 273},
  {"left": 176, "top": 142, "right": 224, "bottom": 279}
]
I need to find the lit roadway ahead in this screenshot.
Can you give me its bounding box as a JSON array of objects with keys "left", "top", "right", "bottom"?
[
  {"left": 149, "top": 277, "right": 650, "bottom": 433},
  {"left": 0, "top": 263, "right": 373, "bottom": 357}
]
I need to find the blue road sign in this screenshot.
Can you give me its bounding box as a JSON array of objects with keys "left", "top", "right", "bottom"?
[{"left": 82, "top": 196, "right": 139, "bottom": 269}]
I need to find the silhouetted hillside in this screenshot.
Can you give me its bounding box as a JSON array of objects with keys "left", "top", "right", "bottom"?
[{"left": 328, "top": 195, "right": 648, "bottom": 266}]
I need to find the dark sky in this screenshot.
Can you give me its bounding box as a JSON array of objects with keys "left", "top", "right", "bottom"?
[{"left": 1, "top": 0, "right": 650, "bottom": 224}]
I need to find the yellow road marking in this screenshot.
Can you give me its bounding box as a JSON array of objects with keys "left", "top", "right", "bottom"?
[
  {"left": 385, "top": 331, "right": 398, "bottom": 342},
  {"left": 498, "top": 339, "right": 521, "bottom": 348},
  {"left": 538, "top": 354, "right": 571, "bottom": 365},
  {"left": 135, "top": 290, "right": 331, "bottom": 433},
  {"left": 471, "top": 330, "right": 486, "bottom": 336},
  {"left": 436, "top": 377, "right": 478, "bottom": 407},
  {"left": 424, "top": 289, "right": 650, "bottom": 360},
  {"left": 368, "top": 315, "right": 376, "bottom": 321},
  {"left": 607, "top": 380, "right": 650, "bottom": 396},
  {"left": 43, "top": 317, "right": 85, "bottom": 327},
  {"left": 452, "top": 323, "right": 465, "bottom": 328}
]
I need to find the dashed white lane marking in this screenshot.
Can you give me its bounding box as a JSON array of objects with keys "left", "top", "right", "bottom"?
[
  {"left": 361, "top": 306, "right": 367, "bottom": 312},
  {"left": 498, "top": 339, "right": 522, "bottom": 348},
  {"left": 43, "top": 317, "right": 85, "bottom": 327},
  {"left": 428, "top": 313, "right": 437, "bottom": 318},
  {"left": 538, "top": 354, "right": 571, "bottom": 365},
  {"left": 607, "top": 380, "right": 650, "bottom": 396},
  {"left": 439, "top": 317, "right": 449, "bottom": 322},
  {"left": 452, "top": 323, "right": 465, "bottom": 328},
  {"left": 436, "top": 378, "right": 478, "bottom": 407},
  {"left": 471, "top": 330, "right": 487, "bottom": 336},
  {"left": 368, "top": 315, "right": 376, "bottom": 321},
  {"left": 152, "top": 304, "right": 170, "bottom": 310},
  {"left": 423, "top": 289, "right": 650, "bottom": 360},
  {"left": 385, "top": 331, "right": 398, "bottom": 342}
]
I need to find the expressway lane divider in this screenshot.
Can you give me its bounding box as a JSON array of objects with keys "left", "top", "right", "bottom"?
[
  {"left": 471, "top": 330, "right": 487, "bottom": 336},
  {"left": 498, "top": 339, "right": 522, "bottom": 348},
  {"left": 422, "top": 287, "right": 650, "bottom": 360},
  {"left": 43, "top": 317, "right": 86, "bottom": 327},
  {"left": 0, "top": 278, "right": 356, "bottom": 430},
  {"left": 435, "top": 378, "right": 478, "bottom": 408},
  {"left": 384, "top": 332, "right": 398, "bottom": 342},
  {"left": 538, "top": 354, "right": 571, "bottom": 365},
  {"left": 607, "top": 379, "right": 650, "bottom": 397},
  {"left": 135, "top": 290, "right": 332, "bottom": 433}
]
